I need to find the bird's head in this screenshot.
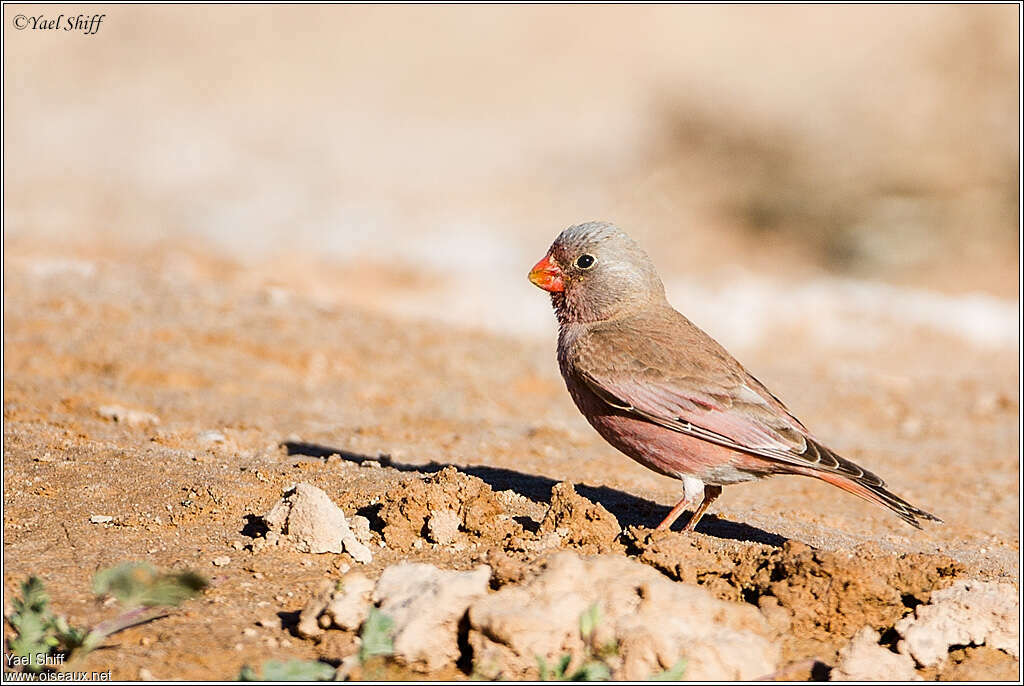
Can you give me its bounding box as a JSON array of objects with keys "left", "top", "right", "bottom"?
[{"left": 529, "top": 222, "right": 666, "bottom": 325}]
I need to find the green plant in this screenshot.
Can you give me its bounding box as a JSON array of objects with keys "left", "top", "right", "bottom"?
[
  {"left": 5, "top": 564, "right": 207, "bottom": 672},
  {"left": 358, "top": 607, "right": 395, "bottom": 664},
  {"left": 649, "top": 659, "right": 688, "bottom": 680},
  {"left": 536, "top": 653, "right": 611, "bottom": 681},
  {"left": 534, "top": 603, "right": 686, "bottom": 682},
  {"left": 92, "top": 562, "right": 207, "bottom": 607},
  {"left": 6, "top": 577, "right": 87, "bottom": 673},
  {"left": 238, "top": 659, "right": 335, "bottom": 681},
  {"left": 535, "top": 604, "right": 612, "bottom": 681}
]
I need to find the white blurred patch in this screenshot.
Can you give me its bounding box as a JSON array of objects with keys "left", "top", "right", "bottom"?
[
  {"left": 352, "top": 250, "right": 1018, "bottom": 353},
  {"left": 664, "top": 273, "right": 1019, "bottom": 351}
]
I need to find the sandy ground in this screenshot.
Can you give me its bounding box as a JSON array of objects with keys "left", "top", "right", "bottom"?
[
  {"left": 2, "top": 236, "right": 1019, "bottom": 680},
  {"left": 2, "top": 4, "right": 1019, "bottom": 681}
]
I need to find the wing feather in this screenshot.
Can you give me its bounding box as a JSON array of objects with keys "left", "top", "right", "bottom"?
[{"left": 573, "top": 313, "right": 886, "bottom": 486}]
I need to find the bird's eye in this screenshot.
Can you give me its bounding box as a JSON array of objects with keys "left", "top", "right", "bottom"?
[{"left": 575, "top": 254, "right": 596, "bottom": 270}]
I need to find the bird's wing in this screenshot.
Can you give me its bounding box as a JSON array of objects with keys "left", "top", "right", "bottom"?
[{"left": 573, "top": 313, "right": 885, "bottom": 486}]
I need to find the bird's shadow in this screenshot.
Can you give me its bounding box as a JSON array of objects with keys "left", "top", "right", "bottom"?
[{"left": 282, "top": 441, "right": 787, "bottom": 547}]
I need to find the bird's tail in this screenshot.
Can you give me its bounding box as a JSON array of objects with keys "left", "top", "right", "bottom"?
[{"left": 812, "top": 471, "right": 942, "bottom": 529}]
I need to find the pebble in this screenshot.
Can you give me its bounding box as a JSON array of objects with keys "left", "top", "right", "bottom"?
[
  {"left": 97, "top": 405, "right": 160, "bottom": 427},
  {"left": 212, "top": 556, "right": 231, "bottom": 567},
  {"left": 90, "top": 515, "right": 113, "bottom": 524},
  {"left": 198, "top": 430, "right": 227, "bottom": 444},
  {"left": 426, "top": 509, "right": 461, "bottom": 545},
  {"left": 138, "top": 668, "right": 155, "bottom": 681},
  {"left": 242, "top": 628, "right": 257, "bottom": 637}
]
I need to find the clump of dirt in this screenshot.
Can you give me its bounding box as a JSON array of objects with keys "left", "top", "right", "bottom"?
[
  {"left": 627, "top": 529, "right": 966, "bottom": 663},
  {"left": 537, "top": 482, "right": 622, "bottom": 554},
  {"left": 482, "top": 547, "right": 536, "bottom": 588},
  {"left": 930, "top": 646, "right": 1021, "bottom": 681},
  {"left": 379, "top": 466, "right": 523, "bottom": 548}
]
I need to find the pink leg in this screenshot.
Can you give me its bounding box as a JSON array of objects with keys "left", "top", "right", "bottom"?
[
  {"left": 655, "top": 497, "right": 691, "bottom": 531},
  {"left": 682, "top": 485, "right": 722, "bottom": 532}
]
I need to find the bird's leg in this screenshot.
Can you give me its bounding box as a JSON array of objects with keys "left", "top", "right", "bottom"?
[
  {"left": 682, "top": 485, "right": 723, "bottom": 532},
  {"left": 655, "top": 475, "right": 706, "bottom": 530},
  {"left": 654, "top": 498, "right": 692, "bottom": 531}
]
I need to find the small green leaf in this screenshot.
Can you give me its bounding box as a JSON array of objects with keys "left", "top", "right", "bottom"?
[
  {"left": 238, "top": 665, "right": 260, "bottom": 681},
  {"left": 13, "top": 577, "right": 51, "bottom": 615},
  {"left": 93, "top": 562, "right": 207, "bottom": 608},
  {"left": 358, "top": 607, "right": 395, "bottom": 663},
  {"left": 578, "top": 603, "right": 601, "bottom": 640},
  {"left": 536, "top": 655, "right": 552, "bottom": 680},
  {"left": 7, "top": 577, "right": 62, "bottom": 672},
  {"left": 261, "top": 660, "right": 335, "bottom": 681},
  {"left": 649, "top": 658, "right": 687, "bottom": 680},
  {"left": 556, "top": 652, "right": 572, "bottom": 677},
  {"left": 571, "top": 660, "right": 611, "bottom": 681}
]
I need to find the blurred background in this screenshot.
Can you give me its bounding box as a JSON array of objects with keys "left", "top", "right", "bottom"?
[{"left": 4, "top": 4, "right": 1019, "bottom": 351}]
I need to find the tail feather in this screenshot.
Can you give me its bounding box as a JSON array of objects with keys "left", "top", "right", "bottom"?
[{"left": 813, "top": 471, "right": 942, "bottom": 529}]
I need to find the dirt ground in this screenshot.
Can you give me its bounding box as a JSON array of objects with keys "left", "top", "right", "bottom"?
[
  {"left": 2, "top": 236, "right": 1018, "bottom": 680},
  {"left": 2, "top": 4, "right": 1019, "bottom": 681}
]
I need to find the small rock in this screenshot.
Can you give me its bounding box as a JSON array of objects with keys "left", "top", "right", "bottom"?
[
  {"left": 348, "top": 515, "right": 373, "bottom": 545},
  {"left": 198, "top": 430, "right": 227, "bottom": 444},
  {"left": 138, "top": 668, "right": 155, "bottom": 681},
  {"left": 832, "top": 627, "right": 920, "bottom": 681},
  {"left": 896, "top": 580, "right": 1019, "bottom": 667},
  {"left": 89, "top": 515, "right": 113, "bottom": 524},
  {"left": 242, "top": 628, "right": 257, "bottom": 638},
  {"left": 335, "top": 655, "right": 360, "bottom": 682},
  {"left": 468, "top": 551, "right": 777, "bottom": 680},
  {"left": 212, "top": 556, "right": 231, "bottom": 567},
  {"left": 325, "top": 572, "right": 376, "bottom": 631},
  {"left": 257, "top": 617, "right": 277, "bottom": 629},
  {"left": 360, "top": 460, "right": 382, "bottom": 469},
  {"left": 426, "top": 509, "right": 461, "bottom": 545},
  {"left": 97, "top": 405, "right": 160, "bottom": 427},
  {"left": 262, "top": 483, "right": 372, "bottom": 562},
  {"left": 538, "top": 482, "right": 620, "bottom": 552},
  {"left": 374, "top": 563, "right": 491, "bottom": 671},
  {"left": 758, "top": 596, "right": 792, "bottom": 634},
  {"left": 298, "top": 579, "right": 335, "bottom": 639}
]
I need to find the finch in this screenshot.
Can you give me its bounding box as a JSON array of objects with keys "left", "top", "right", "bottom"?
[{"left": 528, "top": 222, "right": 940, "bottom": 532}]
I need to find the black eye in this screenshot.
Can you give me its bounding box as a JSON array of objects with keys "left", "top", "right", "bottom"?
[{"left": 575, "top": 254, "right": 595, "bottom": 270}]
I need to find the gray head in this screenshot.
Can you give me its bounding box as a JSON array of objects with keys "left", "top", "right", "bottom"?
[{"left": 528, "top": 222, "right": 666, "bottom": 325}]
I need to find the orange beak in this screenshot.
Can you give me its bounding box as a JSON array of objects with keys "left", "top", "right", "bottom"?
[{"left": 528, "top": 254, "right": 565, "bottom": 292}]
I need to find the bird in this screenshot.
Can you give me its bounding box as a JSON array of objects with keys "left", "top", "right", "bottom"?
[{"left": 528, "top": 221, "right": 940, "bottom": 532}]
